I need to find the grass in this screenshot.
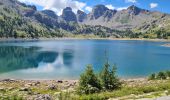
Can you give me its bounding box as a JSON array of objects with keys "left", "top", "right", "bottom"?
[
  {"left": 66, "top": 80, "right": 170, "bottom": 100},
  {"left": 1, "top": 80, "right": 170, "bottom": 100}
]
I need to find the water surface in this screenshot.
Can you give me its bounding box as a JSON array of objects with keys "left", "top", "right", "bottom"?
[{"left": 0, "top": 39, "right": 170, "bottom": 79}]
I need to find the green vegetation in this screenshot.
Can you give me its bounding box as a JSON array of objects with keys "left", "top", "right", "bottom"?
[
  {"left": 77, "top": 65, "right": 101, "bottom": 94},
  {"left": 1, "top": 69, "right": 170, "bottom": 99},
  {"left": 100, "top": 63, "right": 121, "bottom": 91},
  {"left": 0, "top": 8, "right": 128, "bottom": 39},
  {"left": 1, "top": 79, "right": 170, "bottom": 100},
  {"left": 77, "top": 83, "right": 170, "bottom": 100},
  {"left": 0, "top": 95, "right": 23, "bottom": 100},
  {"left": 77, "top": 61, "right": 121, "bottom": 95},
  {"left": 148, "top": 70, "right": 170, "bottom": 80},
  {"left": 148, "top": 73, "right": 156, "bottom": 80}
]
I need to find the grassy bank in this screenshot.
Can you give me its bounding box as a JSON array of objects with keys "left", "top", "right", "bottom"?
[{"left": 0, "top": 79, "right": 170, "bottom": 100}]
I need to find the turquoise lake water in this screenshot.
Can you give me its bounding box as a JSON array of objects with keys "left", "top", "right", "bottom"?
[{"left": 0, "top": 39, "right": 170, "bottom": 80}]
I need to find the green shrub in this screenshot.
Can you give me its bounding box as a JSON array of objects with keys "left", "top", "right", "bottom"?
[
  {"left": 148, "top": 73, "right": 156, "bottom": 80},
  {"left": 77, "top": 65, "right": 101, "bottom": 94},
  {"left": 166, "top": 71, "right": 170, "bottom": 78},
  {"left": 148, "top": 71, "right": 170, "bottom": 80},
  {"left": 157, "top": 71, "right": 166, "bottom": 80},
  {"left": 100, "top": 63, "right": 121, "bottom": 91}
]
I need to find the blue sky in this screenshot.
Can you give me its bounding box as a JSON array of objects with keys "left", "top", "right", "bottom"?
[{"left": 19, "top": 0, "right": 170, "bottom": 15}]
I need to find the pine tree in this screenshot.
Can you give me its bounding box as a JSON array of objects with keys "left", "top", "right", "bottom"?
[
  {"left": 148, "top": 73, "right": 156, "bottom": 80},
  {"left": 100, "top": 62, "right": 121, "bottom": 91},
  {"left": 157, "top": 71, "right": 166, "bottom": 80},
  {"left": 77, "top": 65, "right": 101, "bottom": 94},
  {"left": 100, "top": 51, "right": 121, "bottom": 91}
]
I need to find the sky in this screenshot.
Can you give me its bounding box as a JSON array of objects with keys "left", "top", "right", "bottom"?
[{"left": 18, "top": 0, "right": 170, "bottom": 15}]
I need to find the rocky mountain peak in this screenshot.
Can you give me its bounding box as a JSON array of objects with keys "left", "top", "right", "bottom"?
[
  {"left": 61, "top": 7, "right": 77, "bottom": 22},
  {"left": 77, "top": 10, "right": 85, "bottom": 14},
  {"left": 103, "top": 9, "right": 117, "bottom": 19},
  {"left": 77, "top": 10, "right": 87, "bottom": 22},
  {"left": 63, "top": 7, "right": 72, "bottom": 11},
  {"left": 127, "top": 5, "right": 143, "bottom": 15},
  {"left": 41, "top": 10, "right": 58, "bottom": 19},
  {"left": 91, "top": 4, "right": 109, "bottom": 19}
]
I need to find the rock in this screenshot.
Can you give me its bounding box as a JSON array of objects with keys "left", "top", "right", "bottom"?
[
  {"left": 90, "top": 4, "right": 109, "bottom": 19},
  {"left": 35, "top": 81, "right": 41, "bottom": 86},
  {"left": 19, "top": 87, "right": 30, "bottom": 91},
  {"left": 66, "top": 81, "right": 76, "bottom": 88},
  {"left": 32, "top": 81, "right": 40, "bottom": 86},
  {"left": 25, "top": 83, "right": 32, "bottom": 87},
  {"left": 8, "top": 87, "right": 14, "bottom": 90},
  {"left": 103, "top": 9, "right": 117, "bottom": 20},
  {"left": 57, "top": 80, "right": 63, "bottom": 83},
  {"left": 35, "top": 94, "right": 51, "bottom": 100},
  {"left": 48, "top": 84, "right": 57, "bottom": 90},
  {"left": 1, "top": 79, "right": 16, "bottom": 82},
  {"left": 27, "top": 90, "right": 34, "bottom": 95},
  {"left": 41, "top": 10, "right": 58, "bottom": 19},
  {"left": 165, "top": 90, "right": 169, "bottom": 95},
  {"left": 77, "top": 10, "right": 87, "bottom": 22},
  {"left": 127, "top": 5, "right": 144, "bottom": 15},
  {"left": 0, "top": 87, "right": 5, "bottom": 91},
  {"left": 61, "top": 7, "right": 77, "bottom": 22}
]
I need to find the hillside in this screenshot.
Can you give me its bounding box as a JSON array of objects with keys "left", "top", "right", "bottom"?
[{"left": 0, "top": 0, "right": 170, "bottom": 39}]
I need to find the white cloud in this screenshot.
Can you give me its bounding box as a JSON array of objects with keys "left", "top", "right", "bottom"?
[
  {"left": 106, "top": 5, "right": 115, "bottom": 10},
  {"left": 18, "top": 0, "right": 86, "bottom": 15},
  {"left": 150, "top": 3, "right": 158, "bottom": 9},
  {"left": 125, "top": 0, "right": 137, "bottom": 3},
  {"left": 117, "top": 7, "right": 128, "bottom": 11},
  {"left": 106, "top": 4, "right": 128, "bottom": 11},
  {"left": 85, "top": 6, "right": 92, "bottom": 12}
]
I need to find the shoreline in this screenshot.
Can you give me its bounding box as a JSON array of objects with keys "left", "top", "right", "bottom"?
[
  {"left": 0, "top": 37, "right": 170, "bottom": 42},
  {"left": 1, "top": 78, "right": 170, "bottom": 99},
  {"left": 1, "top": 77, "right": 170, "bottom": 99},
  {"left": 162, "top": 43, "right": 170, "bottom": 47},
  {"left": 0, "top": 77, "right": 147, "bottom": 82}
]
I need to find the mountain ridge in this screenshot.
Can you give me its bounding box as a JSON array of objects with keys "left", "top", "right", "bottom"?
[{"left": 0, "top": 0, "right": 170, "bottom": 39}]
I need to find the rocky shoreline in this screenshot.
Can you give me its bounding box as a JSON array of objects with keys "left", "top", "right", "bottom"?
[
  {"left": 0, "top": 78, "right": 170, "bottom": 99},
  {"left": 0, "top": 37, "right": 170, "bottom": 42},
  {"left": 0, "top": 79, "right": 78, "bottom": 99},
  {"left": 162, "top": 43, "right": 170, "bottom": 47}
]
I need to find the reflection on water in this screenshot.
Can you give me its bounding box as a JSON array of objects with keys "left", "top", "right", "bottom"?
[
  {"left": 0, "top": 40, "right": 170, "bottom": 79},
  {"left": 20, "top": 51, "right": 74, "bottom": 74},
  {"left": 0, "top": 46, "right": 39, "bottom": 73},
  {"left": 0, "top": 45, "right": 74, "bottom": 79}
]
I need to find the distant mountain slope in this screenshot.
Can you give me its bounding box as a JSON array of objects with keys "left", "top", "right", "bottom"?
[
  {"left": 0, "top": 0, "right": 170, "bottom": 39},
  {"left": 82, "top": 5, "right": 170, "bottom": 31}
]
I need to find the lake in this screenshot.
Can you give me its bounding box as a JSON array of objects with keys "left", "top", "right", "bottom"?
[{"left": 0, "top": 39, "right": 170, "bottom": 80}]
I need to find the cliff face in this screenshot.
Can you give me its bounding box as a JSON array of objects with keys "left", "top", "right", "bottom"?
[
  {"left": 61, "top": 7, "right": 77, "bottom": 22},
  {"left": 0, "top": 0, "right": 170, "bottom": 38},
  {"left": 77, "top": 10, "right": 87, "bottom": 22}
]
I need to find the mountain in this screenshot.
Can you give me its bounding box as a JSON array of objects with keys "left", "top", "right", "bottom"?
[
  {"left": 41, "top": 10, "right": 58, "bottom": 19},
  {"left": 0, "top": 0, "right": 170, "bottom": 39},
  {"left": 82, "top": 5, "right": 170, "bottom": 32},
  {"left": 77, "top": 10, "right": 87, "bottom": 22},
  {"left": 89, "top": 5, "right": 110, "bottom": 19},
  {"left": 61, "top": 7, "right": 77, "bottom": 22}
]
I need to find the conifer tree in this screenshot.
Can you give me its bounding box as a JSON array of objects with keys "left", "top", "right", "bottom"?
[{"left": 77, "top": 65, "right": 101, "bottom": 94}]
